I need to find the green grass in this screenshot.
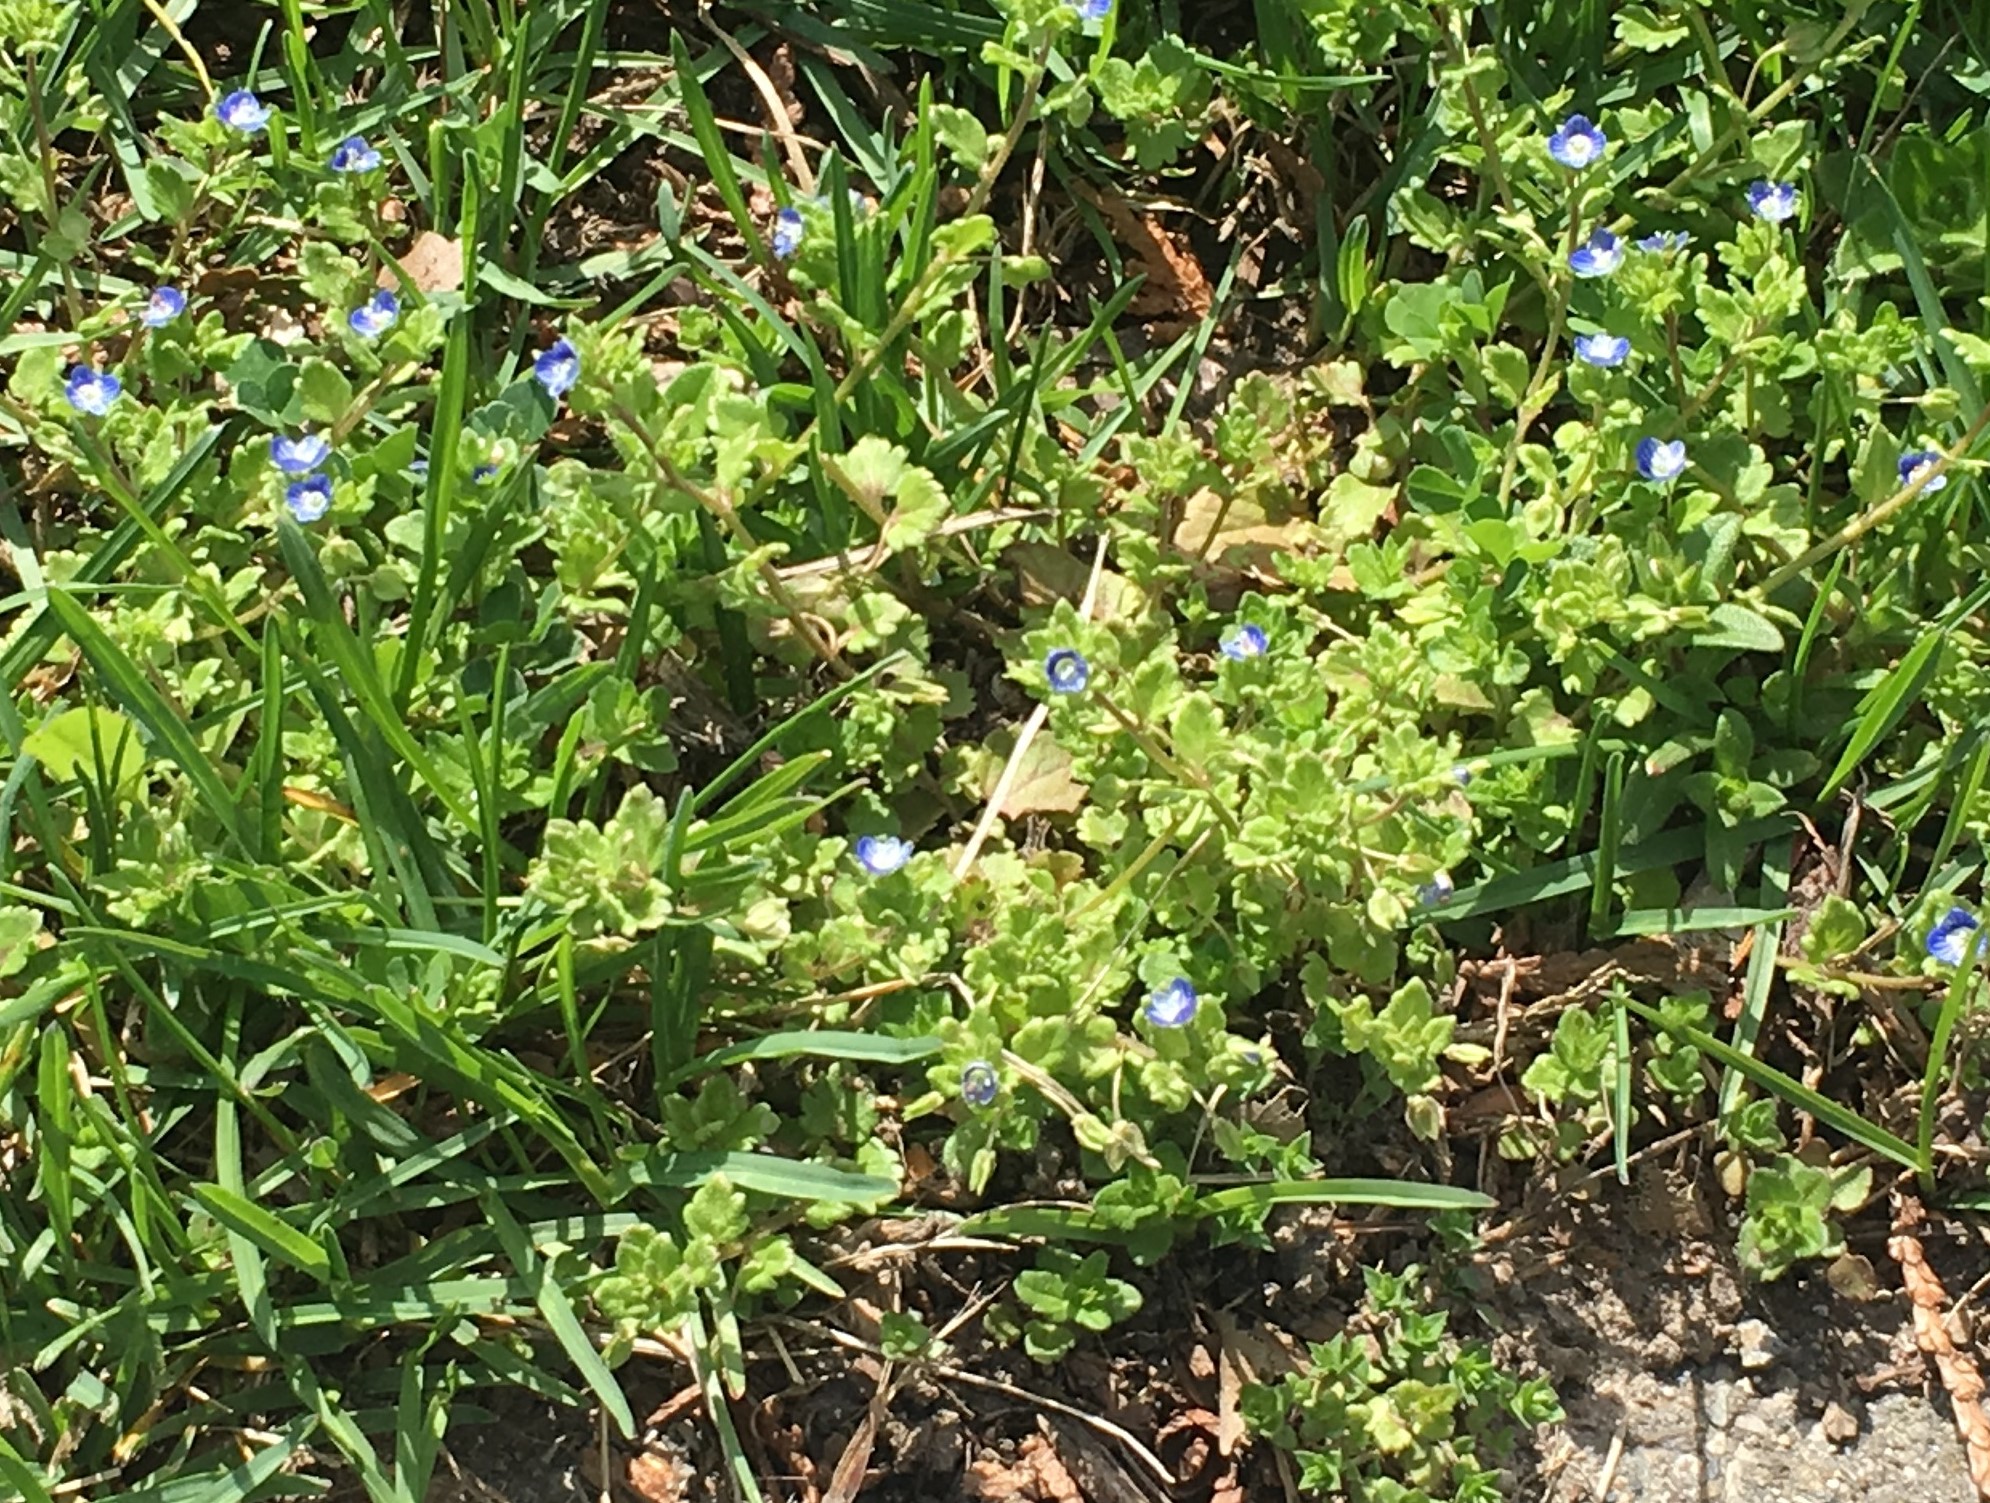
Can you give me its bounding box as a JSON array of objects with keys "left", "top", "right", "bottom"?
[{"left": 5, "top": 0, "right": 1990, "bottom": 1497}]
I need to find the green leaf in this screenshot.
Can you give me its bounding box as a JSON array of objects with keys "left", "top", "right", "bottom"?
[
  {"left": 191, "top": 1182, "right": 334, "bottom": 1283},
  {"left": 297, "top": 357, "right": 353, "bottom": 427},
  {"left": 1691, "top": 602, "right": 1785, "bottom": 652},
  {"left": 22, "top": 705, "right": 145, "bottom": 792},
  {"left": 616, "top": 1149, "right": 898, "bottom": 1205}
]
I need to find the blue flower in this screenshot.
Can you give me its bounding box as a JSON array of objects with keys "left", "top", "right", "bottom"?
[
  {"left": 471, "top": 463, "right": 499, "bottom": 484},
  {"left": 533, "top": 338, "right": 580, "bottom": 399},
  {"left": 960, "top": 1059, "right": 1000, "bottom": 1107},
  {"left": 1899, "top": 450, "right": 1948, "bottom": 493},
  {"left": 1417, "top": 872, "right": 1456, "bottom": 907},
  {"left": 1747, "top": 180, "right": 1799, "bottom": 223},
  {"left": 1076, "top": 0, "right": 1112, "bottom": 18},
  {"left": 347, "top": 288, "right": 399, "bottom": 339},
  {"left": 1219, "top": 623, "right": 1268, "bottom": 660},
  {"left": 1927, "top": 907, "right": 1983, "bottom": 967},
  {"left": 771, "top": 207, "right": 805, "bottom": 260},
  {"left": 1635, "top": 437, "right": 1688, "bottom": 482},
  {"left": 854, "top": 833, "right": 914, "bottom": 876},
  {"left": 1546, "top": 114, "right": 1606, "bottom": 169},
  {"left": 285, "top": 473, "right": 333, "bottom": 523},
  {"left": 64, "top": 367, "right": 121, "bottom": 416},
  {"left": 270, "top": 433, "right": 331, "bottom": 474},
  {"left": 1637, "top": 230, "right": 1691, "bottom": 254},
  {"left": 1452, "top": 763, "right": 1475, "bottom": 787},
  {"left": 1568, "top": 228, "right": 1623, "bottom": 278},
  {"left": 329, "top": 135, "right": 381, "bottom": 173},
  {"left": 1044, "top": 648, "right": 1091, "bottom": 694},
  {"left": 1143, "top": 978, "right": 1199, "bottom": 1028},
  {"left": 141, "top": 286, "right": 186, "bottom": 327},
  {"left": 1573, "top": 332, "right": 1630, "bottom": 368},
  {"left": 215, "top": 90, "right": 271, "bottom": 133}
]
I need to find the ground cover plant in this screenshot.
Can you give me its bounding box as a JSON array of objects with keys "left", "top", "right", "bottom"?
[{"left": 5, "top": 0, "right": 1990, "bottom": 1498}]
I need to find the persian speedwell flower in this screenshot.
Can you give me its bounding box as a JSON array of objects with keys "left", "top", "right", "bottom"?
[
  {"left": 533, "top": 338, "right": 579, "bottom": 399},
  {"left": 1927, "top": 907, "right": 1983, "bottom": 967},
  {"left": 1636, "top": 437, "right": 1688, "bottom": 482},
  {"left": 960, "top": 1060, "right": 1000, "bottom": 1107},
  {"left": 1076, "top": 0, "right": 1112, "bottom": 18},
  {"left": 1637, "top": 230, "right": 1691, "bottom": 254},
  {"left": 270, "top": 432, "right": 331, "bottom": 474},
  {"left": 1143, "top": 978, "right": 1199, "bottom": 1028},
  {"left": 771, "top": 207, "right": 805, "bottom": 260},
  {"left": 215, "top": 90, "right": 271, "bottom": 133},
  {"left": 1899, "top": 450, "right": 1948, "bottom": 493},
  {"left": 1219, "top": 623, "right": 1268, "bottom": 660},
  {"left": 1044, "top": 648, "right": 1091, "bottom": 694},
  {"left": 854, "top": 834, "right": 914, "bottom": 876},
  {"left": 64, "top": 367, "right": 121, "bottom": 416},
  {"left": 141, "top": 286, "right": 186, "bottom": 327},
  {"left": 286, "top": 474, "right": 333, "bottom": 523},
  {"left": 1452, "top": 763, "right": 1475, "bottom": 787},
  {"left": 348, "top": 289, "right": 399, "bottom": 339},
  {"left": 1418, "top": 872, "right": 1456, "bottom": 907},
  {"left": 329, "top": 135, "right": 382, "bottom": 173},
  {"left": 1747, "top": 181, "right": 1799, "bottom": 223},
  {"left": 1546, "top": 114, "right": 1606, "bottom": 168},
  {"left": 471, "top": 463, "right": 499, "bottom": 484},
  {"left": 1568, "top": 228, "right": 1623, "bottom": 278},
  {"left": 1573, "top": 332, "right": 1630, "bottom": 368}
]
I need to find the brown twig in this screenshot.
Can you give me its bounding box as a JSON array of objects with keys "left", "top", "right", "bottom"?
[{"left": 1890, "top": 1195, "right": 1990, "bottom": 1498}]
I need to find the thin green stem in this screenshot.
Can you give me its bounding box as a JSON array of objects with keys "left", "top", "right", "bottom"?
[
  {"left": 1918, "top": 963, "right": 1979, "bottom": 1195},
  {"left": 1093, "top": 690, "right": 1244, "bottom": 840}
]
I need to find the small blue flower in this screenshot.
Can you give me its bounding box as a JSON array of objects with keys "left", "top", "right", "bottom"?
[
  {"left": 285, "top": 473, "right": 333, "bottom": 523},
  {"left": 1044, "top": 648, "right": 1091, "bottom": 694},
  {"left": 215, "top": 90, "right": 271, "bottom": 133},
  {"left": 471, "top": 463, "right": 499, "bottom": 484},
  {"left": 1076, "top": 0, "right": 1112, "bottom": 18},
  {"left": 1417, "top": 872, "right": 1456, "bottom": 908},
  {"left": 347, "top": 288, "right": 399, "bottom": 339},
  {"left": 960, "top": 1059, "right": 1000, "bottom": 1107},
  {"left": 1899, "top": 450, "right": 1948, "bottom": 493},
  {"left": 1546, "top": 114, "right": 1606, "bottom": 169},
  {"left": 533, "top": 338, "right": 580, "bottom": 399},
  {"left": 329, "top": 135, "right": 382, "bottom": 173},
  {"left": 1143, "top": 978, "right": 1199, "bottom": 1028},
  {"left": 1635, "top": 437, "right": 1688, "bottom": 482},
  {"left": 1573, "top": 332, "right": 1630, "bottom": 368},
  {"left": 771, "top": 207, "right": 805, "bottom": 260},
  {"left": 1219, "top": 623, "right": 1268, "bottom": 661},
  {"left": 64, "top": 367, "right": 121, "bottom": 416},
  {"left": 1568, "top": 228, "right": 1623, "bottom": 278},
  {"left": 270, "top": 432, "right": 331, "bottom": 474},
  {"left": 1637, "top": 230, "right": 1691, "bottom": 254},
  {"left": 409, "top": 459, "right": 430, "bottom": 477},
  {"left": 141, "top": 286, "right": 186, "bottom": 328},
  {"left": 1452, "top": 763, "right": 1475, "bottom": 787},
  {"left": 1747, "top": 180, "right": 1799, "bottom": 223},
  {"left": 854, "top": 834, "right": 914, "bottom": 876},
  {"left": 1927, "top": 907, "right": 1983, "bottom": 967}
]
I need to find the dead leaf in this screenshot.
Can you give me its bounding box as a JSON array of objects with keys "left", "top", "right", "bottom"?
[
  {"left": 822, "top": 1408, "right": 878, "bottom": 1503},
  {"left": 626, "top": 1451, "right": 690, "bottom": 1503},
  {"left": 1071, "top": 183, "right": 1212, "bottom": 322},
  {"left": 964, "top": 1435, "right": 1083, "bottom": 1502},
  {"left": 1171, "top": 488, "right": 1315, "bottom": 571},
  {"left": 977, "top": 729, "right": 1087, "bottom": 818},
  {"left": 394, "top": 230, "right": 464, "bottom": 294},
  {"left": 1215, "top": 1329, "right": 1247, "bottom": 1457},
  {"left": 1006, "top": 541, "right": 1142, "bottom": 622}
]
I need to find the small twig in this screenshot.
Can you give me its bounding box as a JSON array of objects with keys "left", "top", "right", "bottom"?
[
  {"left": 704, "top": 18, "right": 816, "bottom": 194},
  {"left": 1890, "top": 1195, "right": 1990, "bottom": 1498},
  {"left": 1590, "top": 1415, "right": 1628, "bottom": 1501}
]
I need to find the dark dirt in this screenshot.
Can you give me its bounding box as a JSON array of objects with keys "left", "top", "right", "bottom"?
[{"left": 427, "top": 1159, "right": 1990, "bottom": 1503}]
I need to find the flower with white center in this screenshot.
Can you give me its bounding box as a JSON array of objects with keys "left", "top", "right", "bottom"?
[
  {"left": 1076, "top": 0, "right": 1112, "bottom": 18},
  {"left": 1899, "top": 450, "right": 1947, "bottom": 493},
  {"left": 1568, "top": 228, "right": 1623, "bottom": 278},
  {"left": 329, "top": 136, "right": 382, "bottom": 173},
  {"left": 1546, "top": 114, "right": 1606, "bottom": 168},
  {"left": 1143, "top": 978, "right": 1199, "bottom": 1028},
  {"left": 270, "top": 432, "right": 331, "bottom": 474},
  {"left": 1219, "top": 623, "right": 1268, "bottom": 660},
  {"left": 141, "top": 287, "right": 186, "bottom": 327},
  {"left": 854, "top": 834, "right": 914, "bottom": 876},
  {"left": 533, "top": 338, "right": 580, "bottom": 399},
  {"left": 216, "top": 90, "right": 271, "bottom": 133},
  {"left": 286, "top": 473, "right": 333, "bottom": 523},
  {"left": 64, "top": 367, "right": 121, "bottom": 416},
  {"left": 1927, "top": 907, "right": 1983, "bottom": 967},
  {"left": 1637, "top": 230, "right": 1691, "bottom": 254},
  {"left": 1044, "top": 648, "right": 1091, "bottom": 694},
  {"left": 1573, "top": 332, "right": 1630, "bottom": 368},
  {"left": 348, "top": 288, "right": 399, "bottom": 339},
  {"left": 1417, "top": 872, "right": 1455, "bottom": 908},
  {"left": 960, "top": 1060, "right": 1000, "bottom": 1107},
  {"left": 1747, "top": 181, "right": 1799, "bottom": 223},
  {"left": 771, "top": 207, "right": 805, "bottom": 260},
  {"left": 1636, "top": 437, "right": 1688, "bottom": 482}
]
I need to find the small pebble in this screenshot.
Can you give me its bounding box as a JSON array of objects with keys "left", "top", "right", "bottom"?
[{"left": 1735, "top": 1318, "right": 1783, "bottom": 1371}]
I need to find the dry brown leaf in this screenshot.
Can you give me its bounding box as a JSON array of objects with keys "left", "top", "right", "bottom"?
[
  {"left": 821, "top": 1408, "right": 878, "bottom": 1503},
  {"left": 1072, "top": 183, "right": 1212, "bottom": 322},
  {"left": 1215, "top": 1328, "right": 1248, "bottom": 1457},
  {"left": 977, "top": 729, "right": 1087, "bottom": 818},
  {"left": 1890, "top": 1200, "right": 1990, "bottom": 1498},
  {"left": 1006, "top": 541, "right": 1143, "bottom": 622},
  {"left": 625, "top": 1451, "right": 690, "bottom": 1503},
  {"left": 394, "top": 230, "right": 464, "bottom": 294},
  {"left": 1170, "top": 489, "right": 1314, "bottom": 571}
]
